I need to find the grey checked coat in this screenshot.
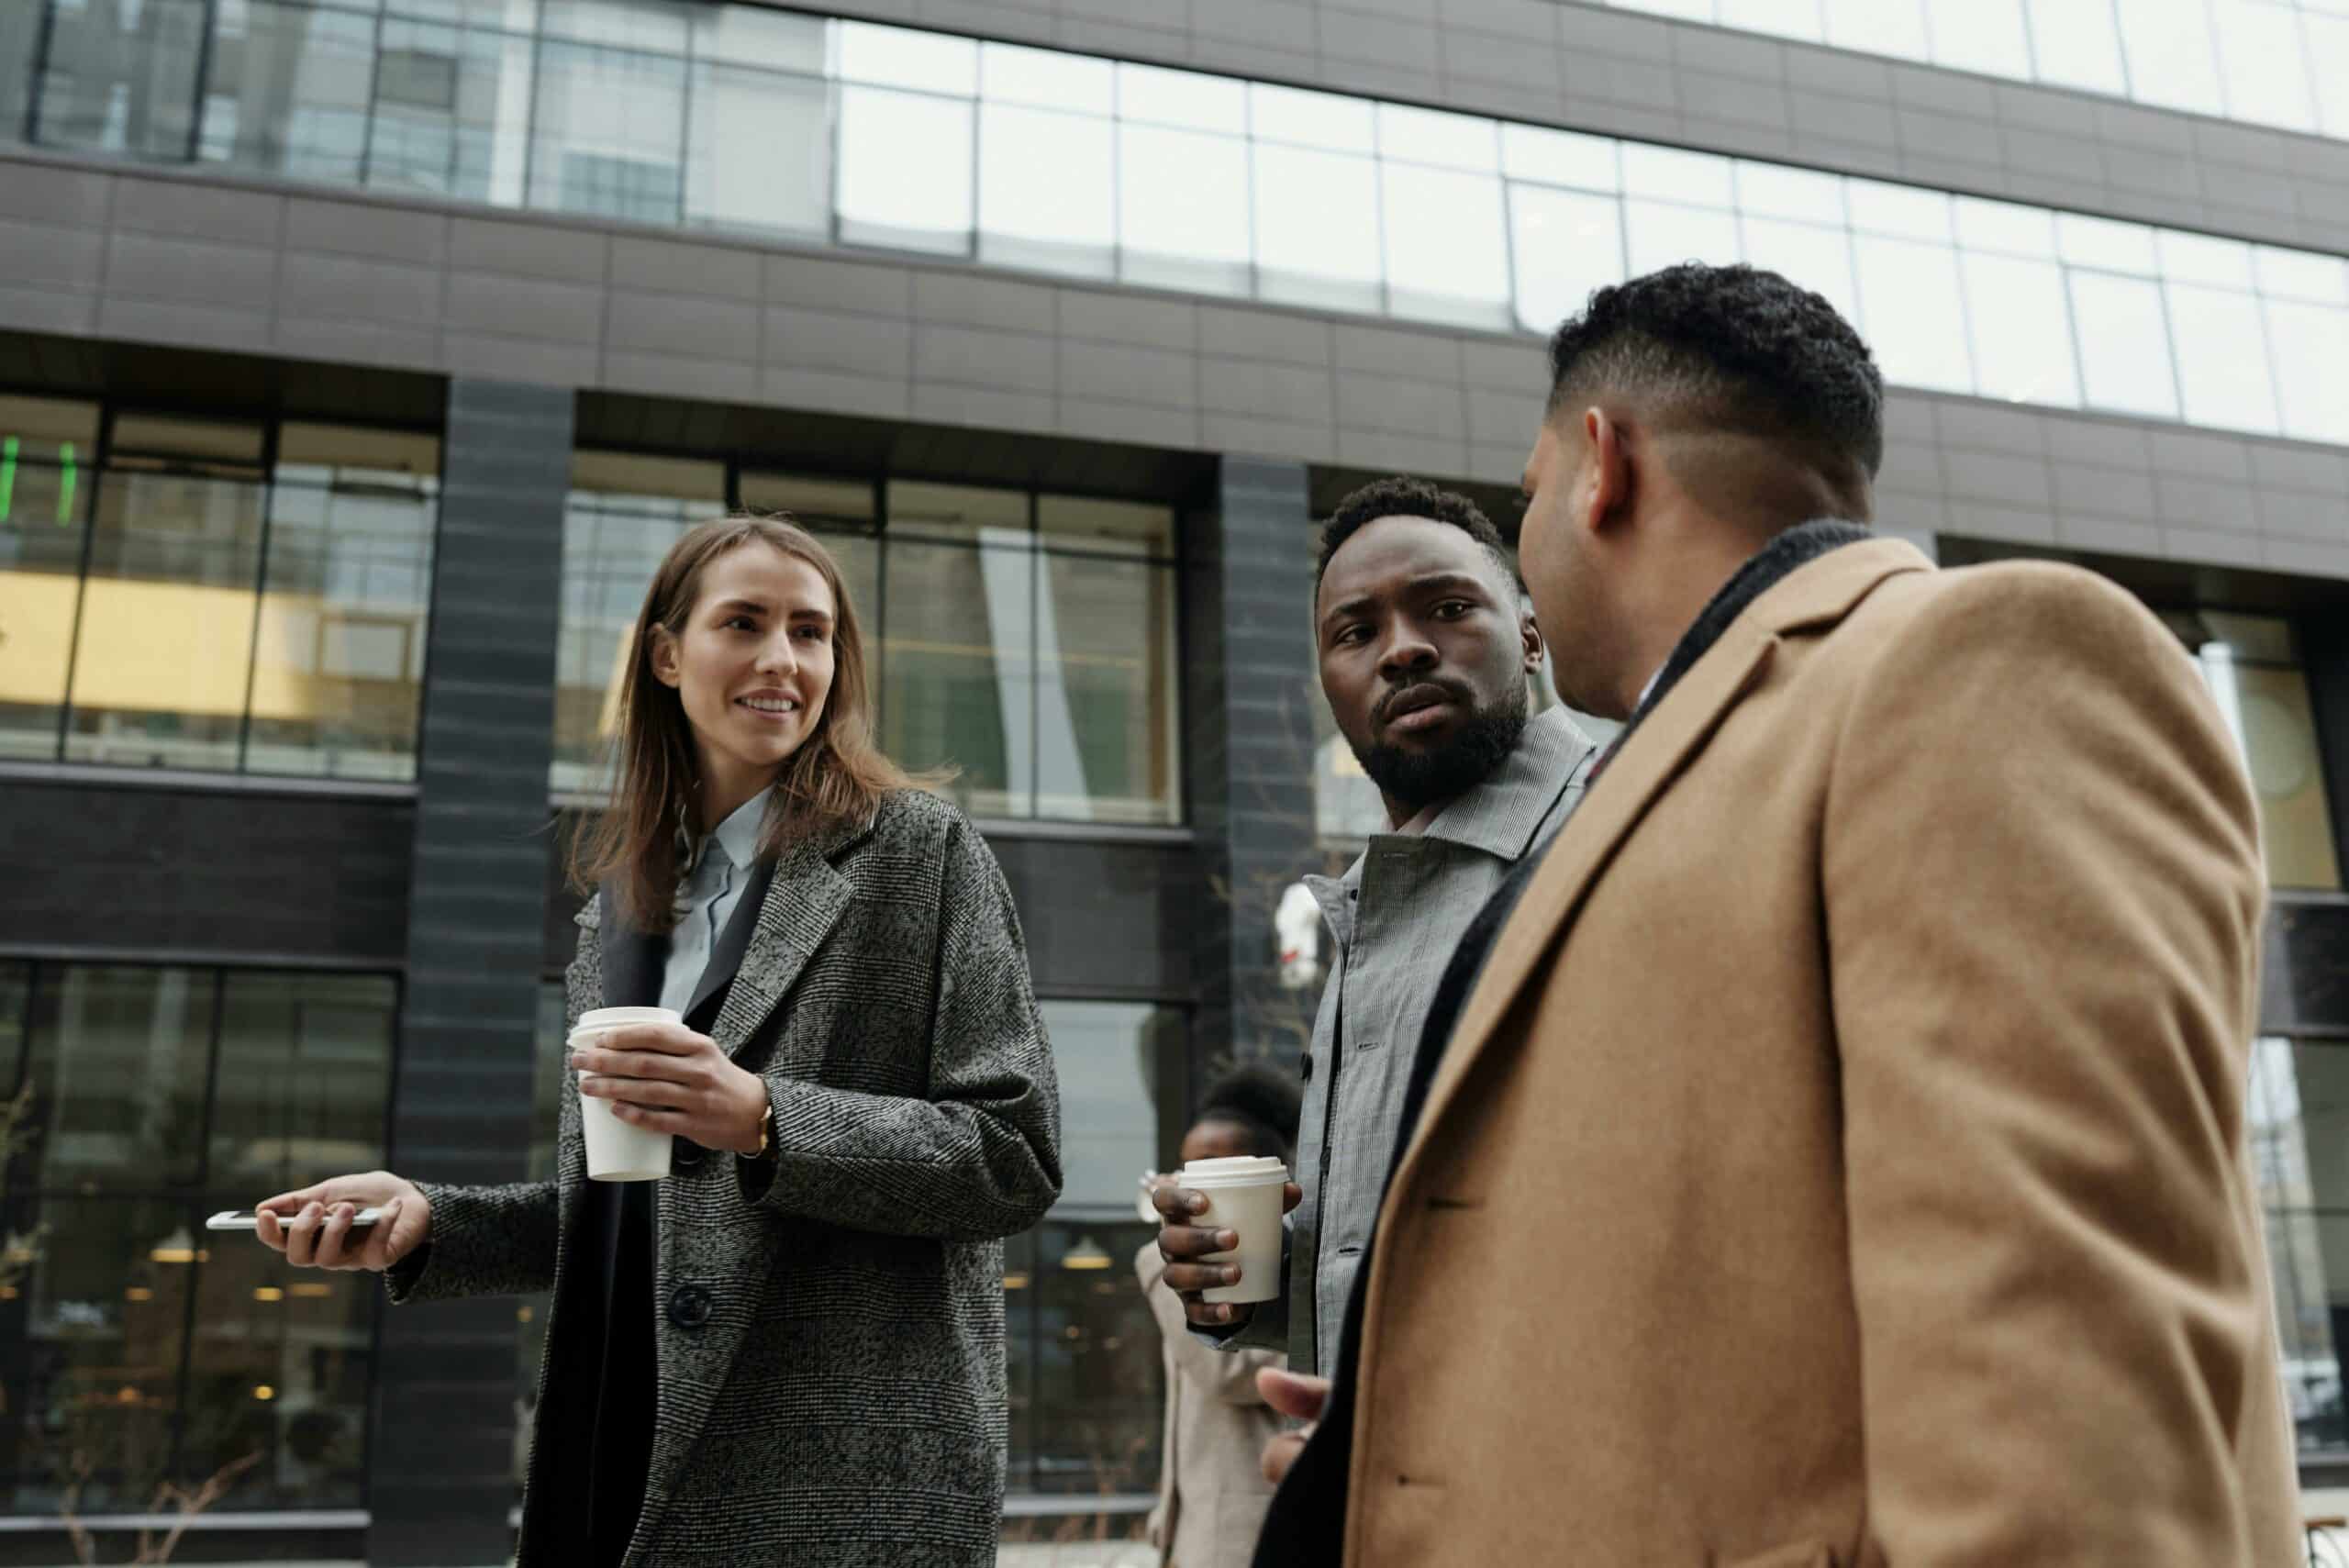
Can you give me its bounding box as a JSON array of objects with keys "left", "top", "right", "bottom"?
[{"left": 388, "top": 788, "right": 1063, "bottom": 1567}]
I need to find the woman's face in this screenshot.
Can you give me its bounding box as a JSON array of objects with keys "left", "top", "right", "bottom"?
[{"left": 651, "top": 541, "right": 838, "bottom": 808}]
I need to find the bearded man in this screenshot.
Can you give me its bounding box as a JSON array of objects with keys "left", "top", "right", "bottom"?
[{"left": 1152, "top": 476, "right": 1595, "bottom": 1394}]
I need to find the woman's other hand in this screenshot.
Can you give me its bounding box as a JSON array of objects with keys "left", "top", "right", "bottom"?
[
  {"left": 572, "top": 1021, "right": 771, "bottom": 1155},
  {"left": 256, "top": 1172, "right": 430, "bottom": 1272}
]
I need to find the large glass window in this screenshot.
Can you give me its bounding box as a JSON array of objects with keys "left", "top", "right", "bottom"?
[
  {"left": 2167, "top": 611, "right": 2343, "bottom": 894},
  {"left": 0, "top": 962, "right": 397, "bottom": 1514},
  {"left": 6, "top": 4, "right": 2348, "bottom": 445},
  {"left": 1586, "top": 0, "right": 2349, "bottom": 140},
  {"left": 1005, "top": 999, "right": 1186, "bottom": 1502},
  {"left": 555, "top": 463, "right": 1181, "bottom": 827},
  {"left": 2249, "top": 1034, "right": 2348, "bottom": 1459},
  {"left": 0, "top": 401, "right": 438, "bottom": 779}
]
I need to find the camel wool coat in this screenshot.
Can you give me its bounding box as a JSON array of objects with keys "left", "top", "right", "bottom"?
[{"left": 1341, "top": 539, "right": 2302, "bottom": 1566}]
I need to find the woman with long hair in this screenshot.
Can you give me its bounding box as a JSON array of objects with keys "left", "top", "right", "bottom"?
[{"left": 251, "top": 515, "right": 1063, "bottom": 1566}]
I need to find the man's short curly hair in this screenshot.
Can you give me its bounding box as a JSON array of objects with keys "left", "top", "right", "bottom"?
[
  {"left": 1547, "top": 262, "right": 1885, "bottom": 484},
  {"left": 1316, "top": 475, "right": 1514, "bottom": 592}
]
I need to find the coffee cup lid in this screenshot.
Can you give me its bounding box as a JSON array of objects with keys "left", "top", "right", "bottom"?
[
  {"left": 573, "top": 1006, "right": 682, "bottom": 1033},
  {"left": 1178, "top": 1155, "right": 1287, "bottom": 1184}
]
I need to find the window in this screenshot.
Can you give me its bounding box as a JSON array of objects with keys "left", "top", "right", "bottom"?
[
  {"left": 0, "top": 403, "right": 438, "bottom": 779},
  {"left": 2170, "top": 612, "right": 2342, "bottom": 893},
  {"left": 1005, "top": 1000, "right": 1186, "bottom": 1498},
  {"left": 9, "top": 2, "right": 2349, "bottom": 442},
  {"left": 2248, "top": 1034, "right": 2348, "bottom": 1457},
  {"left": 0, "top": 962, "right": 397, "bottom": 1514},
  {"left": 551, "top": 464, "right": 1180, "bottom": 826}
]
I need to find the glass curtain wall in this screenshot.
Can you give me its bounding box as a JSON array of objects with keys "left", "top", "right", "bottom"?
[
  {"left": 0, "top": 396, "right": 437, "bottom": 779},
  {"left": 555, "top": 458, "right": 1181, "bottom": 827},
  {"left": 2249, "top": 1032, "right": 2349, "bottom": 1458},
  {"left": 2164, "top": 609, "right": 2343, "bottom": 893},
  {"left": 6, "top": 6, "right": 2346, "bottom": 445},
  {"left": 1597, "top": 0, "right": 2349, "bottom": 140},
  {"left": 0, "top": 961, "right": 398, "bottom": 1515}
]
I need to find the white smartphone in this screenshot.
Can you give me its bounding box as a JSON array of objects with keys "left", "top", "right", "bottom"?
[{"left": 206, "top": 1208, "right": 384, "bottom": 1231}]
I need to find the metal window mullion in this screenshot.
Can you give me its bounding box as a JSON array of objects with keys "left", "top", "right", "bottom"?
[
  {"left": 165, "top": 967, "right": 231, "bottom": 1497},
  {"left": 51, "top": 412, "right": 108, "bottom": 763},
  {"left": 233, "top": 428, "right": 281, "bottom": 774},
  {"left": 356, "top": 5, "right": 386, "bottom": 190},
  {"left": 186, "top": 0, "right": 223, "bottom": 164},
  {"left": 1026, "top": 493, "right": 1040, "bottom": 821},
  {"left": 24, "top": 0, "right": 59, "bottom": 145}
]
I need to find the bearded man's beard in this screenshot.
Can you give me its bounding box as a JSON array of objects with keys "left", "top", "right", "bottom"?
[{"left": 1350, "top": 678, "right": 1530, "bottom": 814}]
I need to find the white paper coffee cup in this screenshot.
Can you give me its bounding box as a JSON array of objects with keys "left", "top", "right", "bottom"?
[
  {"left": 1178, "top": 1154, "right": 1288, "bottom": 1305},
  {"left": 569, "top": 1006, "right": 679, "bottom": 1183}
]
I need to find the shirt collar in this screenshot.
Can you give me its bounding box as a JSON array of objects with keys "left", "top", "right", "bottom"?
[
  {"left": 709, "top": 785, "right": 774, "bottom": 873},
  {"left": 1414, "top": 705, "right": 1594, "bottom": 861}
]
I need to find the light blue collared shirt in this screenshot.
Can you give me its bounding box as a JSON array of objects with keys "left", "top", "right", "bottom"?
[{"left": 659, "top": 786, "right": 773, "bottom": 1018}]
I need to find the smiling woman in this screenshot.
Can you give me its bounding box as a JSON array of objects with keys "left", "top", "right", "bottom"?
[{"left": 244, "top": 512, "right": 1063, "bottom": 1568}]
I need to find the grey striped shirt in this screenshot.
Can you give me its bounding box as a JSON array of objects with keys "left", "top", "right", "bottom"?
[{"left": 1229, "top": 705, "right": 1596, "bottom": 1377}]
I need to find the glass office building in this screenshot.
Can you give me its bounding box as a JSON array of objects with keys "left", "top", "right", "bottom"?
[{"left": 0, "top": 0, "right": 2343, "bottom": 1560}]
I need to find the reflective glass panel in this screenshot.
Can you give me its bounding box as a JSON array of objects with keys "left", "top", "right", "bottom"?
[
  {"left": 207, "top": 973, "right": 396, "bottom": 1198},
  {"left": 1036, "top": 550, "right": 1178, "bottom": 827},
  {"left": 2114, "top": 0, "right": 2225, "bottom": 116},
  {"left": 1252, "top": 145, "right": 1383, "bottom": 314},
  {"left": 982, "top": 43, "right": 1113, "bottom": 114},
  {"left": 684, "top": 61, "right": 829, "bottom": 239},
  {"left": 1501, "top": 124, "right": 1618, "bottom": 191},
  {"left": 1624, "top": 199, "right": 1739, "bottom": 279},
  {"left": 979, "top": 103, "right": 1115, "bottom": 279},
  {"left": 245, "top": 427, "right": 438, "bottom": 781},
  {"left": 2310, "top": 11, "right": 2349, "bottom": 138},
  {"left": 529, "top": 39, "right": 686, "bottom": 225},
  {"left": 2212, "top": 0, "right": 2317, "bottom": 130},
  {"left": 1118, "top": 125, "right": 1252, "bottom": 296},
  {"left": 2248, "top": 1033, "right": 2349, "bottom": 1455},
  {"left": 0, "top": 397, "right": 97, "bottom": 763},
  {"left": 199, "top": 1, "right": 377, "bottom": 183},
  {"left": 34, "top": 0, "right": 207, "bottom": 157},
  {"left": 1824, "top": 0, "right": 1929, "bottom": 59},
  {"left": 1381, "top": 163, "right": 1512, "bottom": 328},
  {"left": 1720, "top": 0, "right": 1825, "bottom": 39},
  {"left": 1250, "top": 83, "right": 1375, "bottom": 152},
  {"left": 881, "top": 538, "right": 1032, "bottom": 819},
  {"left": 2068, "top": 272, "right": 2181, "bottom": 419},
  {"left": 836, "top": 85, "right": 973, "bottom": 254},
  {"left": 1961, "top": 253, "right": 2081, "bottom": 406},
  {"left": 1117, "top": 63, "right": 1246, "bottom": 134},
  {"left": 2265, "top": 300, "right": 2349, "bottom": 445},
  {"left": 1742, "top": 217, "right": 1861, "bottom": 328},
  {"left": 1509, "top": 186, "right": 1626, "bottom": 333},
  {"left": 66, "top": 462, "right": 267, "bottom": 771},
  {"left": 1852, "top": 236, "right": 1975, "bottom": 394},
  {"left": 0, "top": 1196, "right": 197, "bottom": 1514},
  {"left": 366, "top": 16, "right": 537, "bottom": 206},
  {"left": 24, "top": 967, "right": 217, "bottom": 1192},
  {"left": 551, "top": 452, "right": 726, "bottom": 795},
  {"left": 835, "top": 22, "right": 975, "bottom": 95},
  {"left": 2193, "top": 626, "right": 2343, "bottom": 891},
  {"left": 1924, "top": 0, "right": 2032, "bottom": 74},
  {"left": 2165, "top": 284, "right": 2280, "bottom": 436},
  {"left": 180, "top": 1211, "right": 374, "bottom": 1507},
  {"left": 2028, "top": 0, "right": 2132, "bottom": 93}
]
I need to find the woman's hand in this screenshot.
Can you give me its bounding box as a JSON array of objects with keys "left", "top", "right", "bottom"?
[
  {"left": 572, "top": 1021, "right": 772, "bottom": 1155},
  {"left": 255, "top": 1172, "right": 430, "bottom": 1272}
]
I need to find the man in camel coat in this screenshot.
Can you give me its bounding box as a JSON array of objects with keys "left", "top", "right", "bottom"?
[{"left": 1252, "top": 262, "right": 2302, "bottom": 1568}]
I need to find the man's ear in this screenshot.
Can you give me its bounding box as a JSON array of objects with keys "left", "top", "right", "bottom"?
[
  {"left": 1582, "top": 406, "right": 1631, "bottom": 536},
  {"left": 648, "top": 625, "right": 683, "bottom": 690},
  {"left": 1519, "top": 602, "right": 1544, "bottom": 674}
]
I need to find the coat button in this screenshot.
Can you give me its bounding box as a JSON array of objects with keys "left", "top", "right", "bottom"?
[
  {"left": 668, "top": 1284, "right": 713, "bottom": 1329},
  {"left": 672, "top": 1139, "right": 705, "bottom": 1170}
]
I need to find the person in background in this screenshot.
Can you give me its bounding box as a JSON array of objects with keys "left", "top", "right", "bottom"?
[
  {"left": 249, "top": 515, "right": 1062, "bottom": 1568},
  {"left": 1152, "top": 478, "right": 1596, "bottom": 1390},
  {"left": 1138, "top": 1064, "right": 1305, "bottom": 1568},
  {"left": 1254, "top": 262, "right": 2301, "bottom": 1565}
]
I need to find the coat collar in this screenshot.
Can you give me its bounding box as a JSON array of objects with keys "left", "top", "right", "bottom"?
[
  {"left": 1389, "top": 537, "right": 1932, "bottom": 1187},
  {"left": 1306, "top": 706, "right": 1596, "bottom": 942}
]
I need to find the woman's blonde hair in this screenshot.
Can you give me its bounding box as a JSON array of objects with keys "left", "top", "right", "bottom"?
[{"left": 569, "top": 514, "right": 910, "bottom": 930}]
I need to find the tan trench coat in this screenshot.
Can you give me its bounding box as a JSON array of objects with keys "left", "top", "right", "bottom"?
[
  {"left": 1138, "top": 1242, "right": 1285, "bottom": 1568},
  {"left": 1340, "top": 540, "right": 2302, "bottom": 1566}
]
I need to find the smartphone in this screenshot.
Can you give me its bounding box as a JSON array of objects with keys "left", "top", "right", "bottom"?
[{"left": 206, "top": 1208, "right": 383, "bottom": 1231}]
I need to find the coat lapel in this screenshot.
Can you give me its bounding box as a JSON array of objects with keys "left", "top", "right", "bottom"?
[
  {"left": 632, "top": 812, "right": 877, "bottom": 1552},
  {"left": 599, "top": 896, "right": 667, "bottom": 1010},
  {"left": 1390, "top": 539, "right": 1932, "bottom": 1191}
]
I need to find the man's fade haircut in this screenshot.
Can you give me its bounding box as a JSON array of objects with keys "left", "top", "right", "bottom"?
[
  {"left": 1197, "top": 1062, "right": 1306, "bottom": 1162},
  {"left": 1315, "top": 475, "right": 1516, "bottom": 594},
  {"left": 1546, "top": 262, "right": 1886, "bottom": 514}
]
